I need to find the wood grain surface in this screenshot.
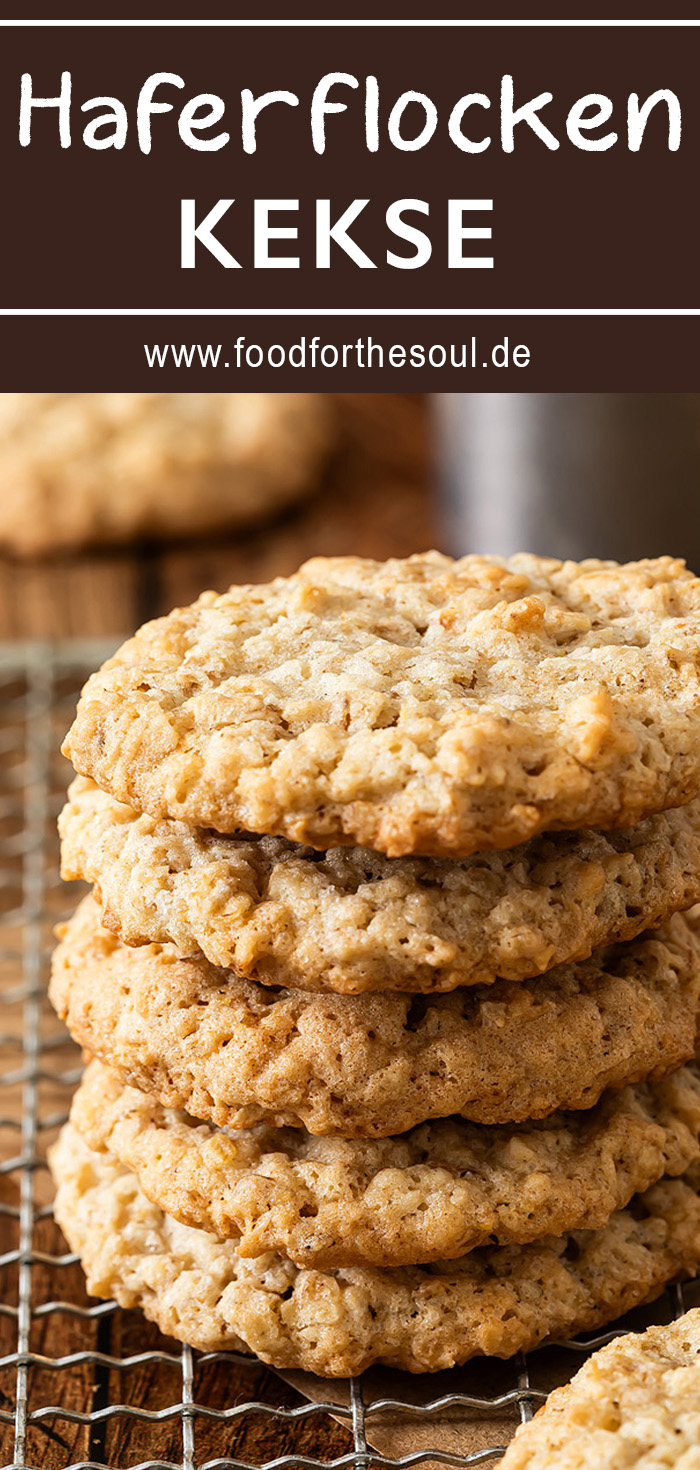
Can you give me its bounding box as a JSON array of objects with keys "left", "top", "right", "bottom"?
[{"left": 0, "top": 393, "right": 436, "bottom": 1470}]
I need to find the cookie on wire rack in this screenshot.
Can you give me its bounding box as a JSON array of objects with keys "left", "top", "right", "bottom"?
[
  {"left": 62, "top": 552, "right": 700, "bottom": 856},
  {"left": 49, "top": 1126, "right": 700, "bottom": 1377},
  {"left": 500, "top": 1306, "right": 700, "bottom": 1469}
]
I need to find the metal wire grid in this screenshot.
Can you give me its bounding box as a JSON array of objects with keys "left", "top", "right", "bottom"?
[{"left": 0, "top": 639, "right": 699, "bottom": 1470}]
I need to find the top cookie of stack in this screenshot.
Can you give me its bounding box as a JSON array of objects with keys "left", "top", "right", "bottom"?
[{"left": 60, "top": 550, "right": 700, "bottom": 998}]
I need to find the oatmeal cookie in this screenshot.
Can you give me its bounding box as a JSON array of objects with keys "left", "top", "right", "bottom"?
[
  {"left": 70, "top": 1058, "right": 700, "bottom": 1268},
  {"left": 62, "top": 553, "right": 700, "bottom": 855},
  {"left": 0, "top": 393, "right": 330, "bottom": 555},
  {"left": 49, "top": 1127, "right": 700, "bottom": 1377},
  {"left": 60, "top": 777, "right": 700, "bottom": 993},
  {"left": 500, "top": 1307, "right": 700, "bottom": 1468},
  {"left": 49, "top": 897, "right": 700, "bottom": 1138}
]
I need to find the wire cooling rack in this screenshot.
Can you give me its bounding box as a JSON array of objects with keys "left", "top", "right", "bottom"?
[{"left": 1, "top": 639, "right": 699, "bottom": 1470}]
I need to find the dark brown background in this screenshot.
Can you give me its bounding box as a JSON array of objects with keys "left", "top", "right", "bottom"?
[
  {"left": 2, "top": 22, "right": 699, "bottom": 386},
  {"left": 2, "top": 315, "right": 700, "bottom": 391},
  {"left": 1, "top": 25, "right": 695, "bottom": 310}
]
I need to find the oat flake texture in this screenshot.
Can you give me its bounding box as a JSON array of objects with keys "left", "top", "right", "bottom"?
[
  {"left": 49, "top": 1127, "right": 700, "bottom": 1377},
  {"left": 70, "top": 1057, "right": 700, "bottom": 1269},
  {"left": 62, "top": 553, "right": 700, "bottom": 855},
  {"left": 60, "top": 775, "right": 700, "bottom": 993},
  {"left": 500, "top": 1307, "right": 700, "bottom": 1469},
  {"left": 49, "top": 896, "right": 700, "bottom": 1138}
]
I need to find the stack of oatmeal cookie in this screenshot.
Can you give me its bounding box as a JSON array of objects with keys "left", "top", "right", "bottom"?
[{"left": 49, "top": 552, "right": 700, "bottom": 1377}]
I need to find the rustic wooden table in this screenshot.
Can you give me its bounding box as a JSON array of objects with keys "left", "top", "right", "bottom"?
[{"left": 0, "top": 394, "right": 438, "bottom": 1470}]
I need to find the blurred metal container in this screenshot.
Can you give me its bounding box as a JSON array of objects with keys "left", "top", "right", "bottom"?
[{"left": 436, "top": 394, "right": 700, "bottom": 569}]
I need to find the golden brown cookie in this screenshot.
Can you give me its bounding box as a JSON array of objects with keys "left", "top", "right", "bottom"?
[
  {"left": 60, "top": 776, "right": 700, "bottom": 993},
  {"left": 49, "top": 896, "right": 700, "bottom": 1138},
  {"left": 49, "top": 1126, "right": 700, "bottom": 1377},
  {"left": 62, "top": 553, "right": 700, "bottom": 856},
  {"left": 500, "top": 1307, "right": 700, "bottom": 1469},
  {"left": 70, "top": 1058, "right": 700, "bottom": 1269}
]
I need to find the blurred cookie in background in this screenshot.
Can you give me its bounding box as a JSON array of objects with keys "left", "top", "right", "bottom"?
[
  {"left": 155, "top": 392, "right": 433, "bottom": 609},
  {"left": 0, "top": 393, "right": 333, "bottom": 556},
  {"left": 0, "top": 393, "right": 432, "bottom": 640}
]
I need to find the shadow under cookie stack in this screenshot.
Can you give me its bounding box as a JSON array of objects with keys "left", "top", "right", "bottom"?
[{"left": 49, "top": 552, "right": 700, "bottom": 1378}]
